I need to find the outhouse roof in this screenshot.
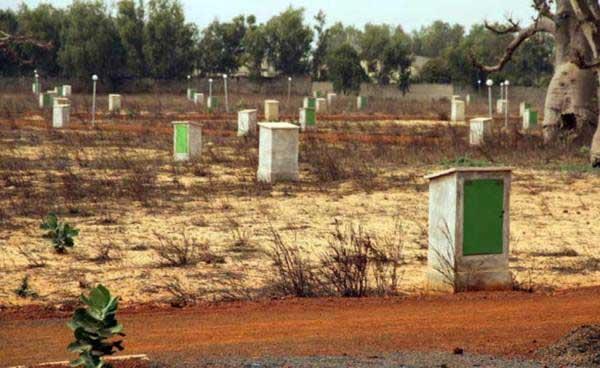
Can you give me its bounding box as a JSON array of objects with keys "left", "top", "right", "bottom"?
[{"left": 425, "top": 167, "right": 512, "bottom": 181}]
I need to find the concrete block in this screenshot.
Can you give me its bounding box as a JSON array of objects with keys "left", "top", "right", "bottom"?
[
  {"left": 172, "top": 121, "right": 202, "bottom": 161},
  {"left": 32, "top": 82, "right": 41, "bottom": 95},
  {"left": 207, "top": 96, "right": 218, "bottom": 109},
  {"left": 40, "top": 90, "right": 58, "bottom": 109},
  {"left": 53, "top": 97, "right": 69, "bottom": 107},
  {"left": 257, "top": 122, "right": 299, "bottom": 183},
  {"left": 53, "top": 104, "right": 70, "bottom": 128},
  {"left": 465, "top": 94, "right": 471, "bottom": 105},
  {"left": 264, "top": 100, "right": 280, "bottom": 121},
  {"left": 187, "top": 88, "right": 196, "bottom": 101},
  {"left": 313, "top": 91, "right": 324, "bottom": 98},
  {"left": 519, "top": 102, "right": 531, "bottom": 117},
  {"left": 315, "top": 98, "right": 327, "bottom": 113},
  {"left": 357, "top": 96, "right": 368, "bottom": 110},
  {"left": 303, "top": 97, "right": 316, "bottom": 109},
  {"left": 194, "top": 93, "right": 204, "bottom": 106},
  {"left": 451, "top": 100, "right": 466, "bottom": 122},
  {"left": 425, "top": 168, "right": 512, "bottom": 293},
  {"left": 469, "top": 117, "right": 492, "bottom": 146},
  {"left": 108, "top": 94, "right": 122, "bottom": 113},
  {"left": 496, "top": 99, "right": 507, "bottom": 114},
  {"left": 522, "top": 109, "right": 538, "bottom": 130},
  {"left": 62, "top": 85, "right": 72, "bottom": 97},
  {"left": 238, "top": 109, "right": 258, "bottom": 136},
  {"left": 299, "top": 107, "right": 316, "bottom": 131},
  {"left": 451, "top": 95, "right": 461, "bottom": 101},
  {"left": 327, "top": 93, "right": 337, "bottom": 105}
]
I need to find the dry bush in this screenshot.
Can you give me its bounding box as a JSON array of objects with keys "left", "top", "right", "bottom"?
[
  {"left": 162, "top": 277, "right": 208, "bottom": 307},
  {"left": 17, "top": 244, "right": 47, "bottom": 269},
  {"left": 153, "top": 231, "right": 222, "bottom": 267},
  {"left": 267, "top": 225, "right": 320, "bottom": 297},
  {"left": 91, "top": 242, "right": 122, "bottom": 263}
]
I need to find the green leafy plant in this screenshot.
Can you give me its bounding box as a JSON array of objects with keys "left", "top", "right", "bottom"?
[
  {"left": 67, "top": 285, "right": 125, "bottom": 368},
  {"left": 15, "top": 275, "right": 38, "bottom": 299},
  {"left": 41, "top": 212, "right": 79, "bottom": 253}
]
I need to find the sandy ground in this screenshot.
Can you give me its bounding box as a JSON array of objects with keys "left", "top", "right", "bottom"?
[{"left": 1, "top": 118, "right": 599, "bottom": 307}]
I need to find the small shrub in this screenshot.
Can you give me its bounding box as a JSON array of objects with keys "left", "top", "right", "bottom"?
[
  {"left": 40, "top": 213, "right": 80, "bottom": 253},
  {"left": 67, "top": 285, "right": 125, "bottom": 368},
  {"left": 15, "top": 275, "right": 38, "bottom": 298},
  {"left": 153, "top": 231, "right": 221, "bottom": 267}
]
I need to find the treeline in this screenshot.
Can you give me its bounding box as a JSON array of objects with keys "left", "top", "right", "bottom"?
[{"left": 0, "top": 0, "right": 553, "bottom": 90}]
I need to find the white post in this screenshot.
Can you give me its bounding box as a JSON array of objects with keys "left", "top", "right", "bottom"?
[
  {"left": 187, "top": 75, "right": 191, "bottom": 92},
  {"left": 477, "top": 79, "right": 481, "bottom": 95},
  {"left": 223, "top": 74, "right": 229, "bottom": 113},
  {"left": 34, "top": 70, "right": 39, "bottom": 95},
  {"left": 504, "top": 80, "right": 510, "bottom": 128},
  {"left": 486, "top": 79, "right": 494, "bottom": 118},
  {"left": 209, "top": 78, "right": 213, "bottom": 99},
  {"left": 92, "top": 74, "right": 98, "bottom": 125},
  {"left": 287, "top": 76, "right": 292, "bottom": 105}
]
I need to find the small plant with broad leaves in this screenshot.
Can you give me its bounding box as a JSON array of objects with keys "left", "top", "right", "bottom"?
[
  {"left": 67, "top": 285, "right": 125, "bottom": 368},
  {"left": 41, "top": 213, "right": 79, "bottom": 253}
]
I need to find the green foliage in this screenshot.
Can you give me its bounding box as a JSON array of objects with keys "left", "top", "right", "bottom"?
[
  {"left": 199, "top": 15, "right": 248, "bottom": 75},
  {"left": 311, "top": 10, "right": 328, "bottom": 80},
  {"left": 411, "top": 21, "right": 464, "bottom": 58},
  {"left": 58, "top": 0, "right": 125, "bottom": 85},
  {"left": 116, "top": 0, "right": 147, "bottom": 78},
  {"left": 67, "top": 285, "right": 125, "bottom": 368},
  {"left": 15, "top": 275, "right": 38, "bottom": 299},
  {"left": 440, "top": 156, "right": 491, "bottom": 168},
  {"left": 40, "top": 212, "right": 79, "bottom": 253},
  {"left": 264, "top": 7, "right": 313, "bottom": 75},
  {"left": 144, "top": 0, "right": 197, "bottom": 79},
  {"left": 327, "top": 44, "right": 368, "bottom": 94},
  {"left": 241, "top": 16, "right": 267, "bottom": 79}
]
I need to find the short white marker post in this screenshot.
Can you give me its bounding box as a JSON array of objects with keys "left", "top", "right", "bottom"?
[
  {"left": 223, "top": 74, "right": 229, "bottom": 113},
  {"left": 486, "top": 79, "right": 494, "bottom": 118},
  {"left": 92, "top": 74, "right": 98, "bottom": 125},
  {"left": 504, "top": 80, "right": 510, "bottom": 128}
]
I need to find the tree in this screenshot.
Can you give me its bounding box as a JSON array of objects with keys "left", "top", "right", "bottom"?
[
  {"left": 199, "top": 15, "right": 248, "bottom": 75},
  {"left": 312, "top": 10, "right": 328, "bottom": 80},
  {"left": 144, "top": 0, "right": 197, "bottom": 79},
  {"left": 418, "top": 58, "right": 451, "bottom": 84},
  {"left": 58, "top": 0, "right": 125, "bottom": 84},
  {"left": 264, "top": 7, "right": 313, "bottom": 75},
  {"left": 359, "top": 23, "right": 391, "bottom": 82},
  {"left": 116, "top": 0, "right": 146, "bottom": 78},
  {"left": 412, "top": 21, "right": 464, "bottom": 58},
  {"left": 241, "top": 15, "right": 267, "bottom": 79},
  {"left": 474, "top": 0, "right": 598, "bottom": 164},
  {"left": 16, "top": 4, "right": 64, "bottom": 76},
  {"left": 327, "top": 44, "right": 368, "bottom": 94},
  {"left": 382, "top": 27, "right": 413, "bottom": 93}
]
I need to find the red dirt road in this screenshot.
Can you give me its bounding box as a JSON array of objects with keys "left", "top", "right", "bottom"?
[{"left": 2, "top": 288, "right": 600, "bottom": 367}]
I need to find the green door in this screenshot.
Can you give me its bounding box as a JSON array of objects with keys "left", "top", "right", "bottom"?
[
  {"left": 306, "top": 108, "right": 316, "bottom": 125},
  {"left": 175, "top": 124, "right": 189, "bottom": 154},
  {"left": 307, "top": 98, "right": 316, "bottom": 109},
  {"left": 463, "top": 179, "right": 504, "bottom": 256}
]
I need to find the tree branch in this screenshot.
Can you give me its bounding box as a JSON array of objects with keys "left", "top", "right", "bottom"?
[
  {"left": 472, "top": 20, "right": 554, "bottom": 73},
  {"left": 484, "top": 19, "right": 521, "bottom": 35},
  {"left": 0, "top": 30, "right": 53, "bottom": 65}
]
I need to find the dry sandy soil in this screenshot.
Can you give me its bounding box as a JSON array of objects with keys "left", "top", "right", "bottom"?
[{"left": 0, "top": 98, "right": 599, "bottom": 309}]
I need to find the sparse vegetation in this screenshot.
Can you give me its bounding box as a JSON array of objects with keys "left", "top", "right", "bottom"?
[{"left": 40, "top": 213, "right": 80, "bottom": 253}]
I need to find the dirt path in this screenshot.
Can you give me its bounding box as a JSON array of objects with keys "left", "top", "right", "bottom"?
[{"left": 2, "top": 288, "right": 600, "bottom": 367}]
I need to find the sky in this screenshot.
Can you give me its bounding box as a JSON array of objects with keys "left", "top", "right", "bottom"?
[{"left": 4, "top": 0, "right": 537, "bottom": 32}]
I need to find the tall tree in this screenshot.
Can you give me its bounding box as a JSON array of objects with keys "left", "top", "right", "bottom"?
[
  {"left": 144, "top": 0, "right": 197, "bottom": 79},
  {"left": 327, "top": 44, "right": 367, "bottom": 94},
  {"left": 58, "top": 0, "right": 125, "bottom": 84},
  {"left": 412, "top": 21, "right": 464, "bottom": 58},
  {"left": 198, "top": 15, "right": 248, "bottom": 75},
  {"left": 241, "top": 15, "right": 267, "bottom": 79},
  {"left": 312, "top": 10, "right": 328, "bottom": 80},
  {"left": 16, "top": 4, "right": 64, "bottom": 76},
  {"left": 116, "top": 0, "right": 146, "bottom": 78},
  {"left": 264, "top": 7, "right": 313, "bottom": 75}
]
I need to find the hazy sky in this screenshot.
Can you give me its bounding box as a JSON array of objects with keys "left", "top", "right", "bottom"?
[{"left": 5, "top": 0, "right": 537, "bottom": 31}]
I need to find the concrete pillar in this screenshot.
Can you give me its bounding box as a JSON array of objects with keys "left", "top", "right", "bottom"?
[
  {"left": 238, "top": 109, "right": 258, "bottom": 136},
  {"left": 264, "top": 100, "right": 280, "bottom": 121},
  {"left": 257, "top": 122, "right": 299, "bottom": 183},
  {"left": 194, "top": 93, "right": 204, "bottom": 106},
  {"left": 187, "top": 88, "right": 196, "bottom": 101},
  {"left": 357, "top": 96, "right": 367, "bottom": 110},
  {"left": 451, "top": 95, "right": 461, "bottom": 101},
  {"left": 108, "top": 94, "right": 122, "bottom": 113},
  {"left": 327, "top": 93, "right": 337, "bottom": 106},
  {"left": 207, "top": 96, "right": 218, "bottom": 109},
  {"left": 303, "top": 97, "right": 316, "bottom": 109},
  {"left": 172, "top": 121, "right": 202, "bottom": 161},
  {"left": 32, "top": 82, "right": 41, "bottom": 95},
  {"left": 315, "top": 98, "right": 327, "bottom": 113},
  {"left": 62, "top": 85, "right": 72, "bottom": 97},
  {"left": 465, "top": 94, "right": 471, "bottom": 106},
  {"left": 522, "top": 109, "right": 538, "bottom": 130},
  {"left": 299, "top": 107, "right": 316, "bottom": 131},
  {"left": 40, "top": 90, "right": 58, "bottom": 109},
  {"left": 496, "top": 99, "right": 507, "bottom": 114},
  {"left": 53, "top": 103, "right": 70, "bottom": 128},
  {"left": 519, "top": 102, "right": 531, "bottom": 117},
  {"left": 425, "top": 167, "right": 512, "bottom": 293},
  {"left": 469, "top": 117, "right": 493, "bottom": 146},
  {"left": 451, "top": 100, "right": 466, "bottom": 122}
]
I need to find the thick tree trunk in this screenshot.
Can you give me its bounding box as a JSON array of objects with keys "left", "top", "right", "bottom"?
[{"left": 543, "top": 0, "right": 598, "bottom": 144}]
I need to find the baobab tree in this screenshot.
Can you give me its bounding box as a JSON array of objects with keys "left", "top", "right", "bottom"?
[
  {"left": 0, "top": 30, "right": 52, "bottom": 66},
  {"left": 475, "top": 0, "right": 600, "bottom": 165}
]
